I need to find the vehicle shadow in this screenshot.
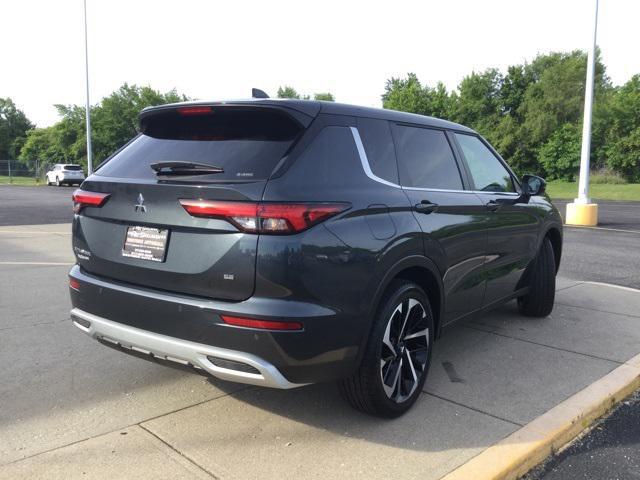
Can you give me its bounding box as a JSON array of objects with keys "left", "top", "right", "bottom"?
[{"left": 197, "top": 320, "right": 517, "bottom": 455}]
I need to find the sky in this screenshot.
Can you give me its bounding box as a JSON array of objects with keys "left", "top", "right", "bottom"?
[{"left": 2, "top": 0, "right": 639, "bottom": 128}]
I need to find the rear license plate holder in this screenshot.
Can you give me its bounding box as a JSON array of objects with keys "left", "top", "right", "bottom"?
[{"left": 122, "top": 226, "right": 169, "bottom": 263}]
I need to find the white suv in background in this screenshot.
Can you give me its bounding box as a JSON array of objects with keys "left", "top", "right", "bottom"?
[{"left": 45, "top": 164, "right": 86, "bottom": 186}]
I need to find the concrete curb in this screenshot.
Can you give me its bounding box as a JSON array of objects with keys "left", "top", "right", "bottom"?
[{"left": 441, "top": 352, "right": 640, "bottom": 480}]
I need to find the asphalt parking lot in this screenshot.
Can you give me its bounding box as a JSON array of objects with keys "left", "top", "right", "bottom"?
[
  {"left": 0, "top": 185, "right": 74, "bottom": 226},
  {"left": 0, "top": 185, "right": 639, "bottom": 479}
]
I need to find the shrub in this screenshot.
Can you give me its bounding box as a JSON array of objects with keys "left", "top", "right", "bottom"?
[
  {"left": 606, "top": 128, "right": 640, "bottom": 183},
  {"left": 539, "top": 124, "right": 582, "bottom": 180}
]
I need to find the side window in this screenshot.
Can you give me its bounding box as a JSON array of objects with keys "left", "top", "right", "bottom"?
[
  {"left": 454, "top": 134, "right": 515, "bottom": 193},
  {"left": 284, "top": 126, "right": 364, "bottom": 190},
  {"left": 357, "top": 117, "right": 398, "bottom": 184},
  {"left": 392, "top": 124, "right": 463, "bottom": 190}
]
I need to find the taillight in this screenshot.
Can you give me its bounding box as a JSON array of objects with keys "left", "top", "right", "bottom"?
[
  {"left": 177, "top": 106, "right": 212, "bottom": 115},
  {"left": 179, "top": 200, "right": 349, "bottom": 234},
  {"left": 221, "top": 315, "right": 303, "bottom": 331},
  {"left": 69, "top": 278, "right": 81, "bottom": 291},
  {"left": 72, "top": 189, "right": 110, "bottom": 213}
]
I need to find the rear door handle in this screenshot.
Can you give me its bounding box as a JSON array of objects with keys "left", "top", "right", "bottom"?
[
  {"left": 414, "top": 200, "right": 438, "bottom": 215},
  {"left": 486, "top": 201, "right": 501, "bottom": 212}
]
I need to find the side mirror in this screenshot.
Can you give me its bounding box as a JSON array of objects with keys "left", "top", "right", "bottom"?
[{"left": 522, "top": 174, "right": 546, "bottom": 196}]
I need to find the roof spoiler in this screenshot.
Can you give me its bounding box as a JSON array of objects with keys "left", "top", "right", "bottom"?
[{"left": 138, "top": 102, "right": 319, "bottom": 130}]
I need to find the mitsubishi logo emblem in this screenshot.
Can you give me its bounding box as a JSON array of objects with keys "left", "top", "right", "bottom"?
[{"left": 134, "top": 193, "right": 146, "bottom": 213}]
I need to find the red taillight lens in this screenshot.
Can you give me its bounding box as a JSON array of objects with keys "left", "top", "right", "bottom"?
[
  {"left": 179, "top": 200, "right": 349, "bottom": 234},
  {"left": 177, "top": 106, "right": 212, "bottom": 115},
  {"left": 221, "top": 315, "right": 303, "bottom": 331},
  {"left": 72, "top": 189, "right": 110, "bottom": 213},
  {"left": 69, "top": 278, "right": 81, "bottom": 291}
]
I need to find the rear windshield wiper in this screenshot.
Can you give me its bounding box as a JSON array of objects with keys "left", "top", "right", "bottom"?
[{"left": 150, "top": 161, "right": 224, "bottom": 176}]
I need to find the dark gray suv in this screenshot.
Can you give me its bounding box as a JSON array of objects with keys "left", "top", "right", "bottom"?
[{"left": 69, "top": 99, "right": 562, "bottom": 417}]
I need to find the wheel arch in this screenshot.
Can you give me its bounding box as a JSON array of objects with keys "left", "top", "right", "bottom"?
[{"left": 368, "top": 256, "right": 444, "bottom": 341}]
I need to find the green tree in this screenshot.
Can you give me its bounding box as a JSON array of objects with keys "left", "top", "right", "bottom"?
[
  {"left": 91, "top": 84, "right": 186, "bottom": 162},
  {"left": 19, "top": 84, "right": 187, "bottom": 168},
  {"left": 276, "top": 86, "right": 334, "bottom": 101},
  {"left": 314, "top": 92, "right": 335, "bottom": 101},
  {"left": 381, "top": 50, "right": 620, "bottom": 179},
  {"left": 277, "top": 86, "right": 301, "bottom": 99},
  {"left": 382, "top": 73, "right": 430, "bottom": 114},
  {"left": 604, "top": 75, "right": 640, "bottom": 181},
  {"left": 18, "top": 125, "right": 68, "bottom": 166},
  {"left": 607, "top": 127, "right": 640, "bottom": 182},
  {"left": 538, "top": 124, "right": 582, "bottom": 180},
  {"left": 382, "top": 74, "right": 453, "bottom": 118},
  {"left": 608, "top": 75, "right": 640, "bottom": 135},
  {"left": 451, "top": 69, "right": 502, "bottom": 129},
  {"left": 0, "top": 98, "right": 34, "bottom": 159},
  {"left": 519, "top": 50, "right": 610, "bottom": 147}
]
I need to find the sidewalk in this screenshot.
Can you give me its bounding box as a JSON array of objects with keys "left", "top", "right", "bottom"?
[{"left": 1, "top": 224, "right": 639, "bottom": 479}]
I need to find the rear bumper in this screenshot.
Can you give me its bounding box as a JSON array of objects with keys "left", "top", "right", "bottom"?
[
  {"left": 61, "top": 175, "right": 85, "bottom": 182},
  {"left": 68, "top": 265, "right": 363, "bottom": 385},
  {"left": 71, "top": 308, "right": 303, "bottom": 388}
]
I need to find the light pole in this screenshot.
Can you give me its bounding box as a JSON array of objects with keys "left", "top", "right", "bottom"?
[
  {"left": 83, "top": 0, "right": 93, "bottom": 176},
  {"left": 566, "top": 0, "right": 599, "bottom": 226}
]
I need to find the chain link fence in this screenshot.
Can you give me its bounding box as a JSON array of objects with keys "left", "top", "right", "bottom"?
[{"left": 0, "top": 160, "right": 53, "bottom": 185}]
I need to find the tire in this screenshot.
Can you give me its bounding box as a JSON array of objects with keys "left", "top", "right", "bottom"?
[
  {"left": 517, "top": 237, "right": 556, "bottom": 317},
  {"left": 55, "top": 176, "right": 61, "bottom": 187},
  {"left": 339, "top": 280, "right": 434, "bottom": 418}
]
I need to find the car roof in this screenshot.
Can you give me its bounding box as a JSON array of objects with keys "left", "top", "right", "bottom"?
[{"left": 140, "top": 98, "right": 475, "bottom": 133}]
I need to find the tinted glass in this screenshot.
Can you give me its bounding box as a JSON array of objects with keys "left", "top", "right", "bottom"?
[
  {"left": 357, "top": 117, "right": 398, "bottom": 184},
  {"left": 64, "top": 165, "right": 82, "bottom": 171},
  {"left": 455, "top": 134, "right": 515, "bottom": 193},
  {"left": 97, "top": 108, "right": 301, "bottom": 181},
  {"left": 392, "top": 125, "right": 462, "bottom": 189},
  {"left": 286, "top": 126, "right": 362, "bottom": 189}
]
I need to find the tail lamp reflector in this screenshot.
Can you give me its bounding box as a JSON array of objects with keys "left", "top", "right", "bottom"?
[
  {"left": 69, "top": 278, "right": 81, "bottom": 291},
  {"left": 72, "top": 189, "right": 110, "bottom": 213},
  {"left": 221, "top": 315, "right": 303, "bottom": 331},
  {"left": 179, "top": 200, "right": 349, "bottom": 234}
]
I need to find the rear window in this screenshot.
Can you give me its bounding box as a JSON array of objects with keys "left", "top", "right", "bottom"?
[
  {"left": 64, "top": 165, "right": 82, "bottom": 171},
  {"left": 96, "top": 108, "right": 302, "bottom": 181}
]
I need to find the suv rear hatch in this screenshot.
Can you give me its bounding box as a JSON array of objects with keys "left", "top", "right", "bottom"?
[{"left": 73, "top": 104, "right": 310, "bottom": 301}]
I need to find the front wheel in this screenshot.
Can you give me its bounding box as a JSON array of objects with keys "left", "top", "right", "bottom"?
[
  {"left": 518, "top": 237, "right": 556, "bottom": 317},
  {"left": 339, "top": 280, "right": 434, "bottom": 418},
  {"left": 55, "top": 176, "right": 61, "bottom": 187}
]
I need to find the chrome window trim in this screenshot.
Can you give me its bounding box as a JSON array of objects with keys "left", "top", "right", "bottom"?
[
  {"left": 350, "top": 126, "right": 401, "bottom": 188},
  {"left": 403, "top": 186, "right": 475, "bottom": 194},
  {"left": 350, "top": 126, "right": 520, "bottom": 197}
]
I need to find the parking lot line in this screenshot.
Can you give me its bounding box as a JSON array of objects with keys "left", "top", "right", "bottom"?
[
  {"left": 0, "top": 261, "right": 74, "bottom": 266},
  {"left": 582, "top": 281, "right": 640, "bottom": 293},
  {"left": 564, "top": 225, "right": 640, "bottom": 234},
  {"left": 0, "top": 231, "right": 71, "bottom": 235}
]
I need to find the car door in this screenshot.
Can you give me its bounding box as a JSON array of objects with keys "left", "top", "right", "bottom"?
[
  {"left": 452, "top": 133, "right": 540, "bottom": 308},
  {"left": 391, "top": 123, "right": 488, "bottom": 323}
]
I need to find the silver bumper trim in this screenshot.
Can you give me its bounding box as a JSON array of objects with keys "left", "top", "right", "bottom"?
[{"left": 70, "top": 308, "right": 306, "bottom": 389}]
